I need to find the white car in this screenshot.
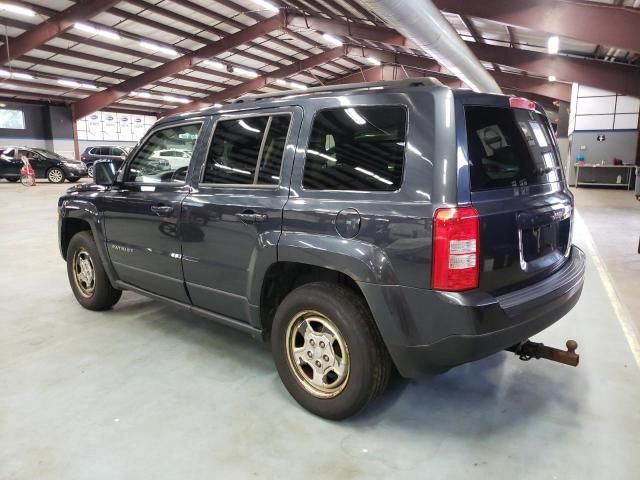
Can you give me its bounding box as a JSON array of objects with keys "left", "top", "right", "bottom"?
[{"left": 151, "top": 149, "right": 192, "bottom": 169}]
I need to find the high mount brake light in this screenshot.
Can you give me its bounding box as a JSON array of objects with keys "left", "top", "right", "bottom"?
[
  {"left": 432, "top": 207, "right": 480, "bottom": 291},
  {"left": 509, "top": 97, "right": 537, "bottom": 110}
]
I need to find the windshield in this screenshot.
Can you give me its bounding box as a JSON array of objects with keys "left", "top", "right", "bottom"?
[
  {"left": 465, "top": 106, "right": 562, "bottom": 191},
  {"left": 32, "top": 148, "right": 65, "bottom": 160}
]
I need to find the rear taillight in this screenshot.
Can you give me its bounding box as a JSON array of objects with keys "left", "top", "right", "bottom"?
[{"left": 431, "top": 207, "right": 480, "bottom": 291}]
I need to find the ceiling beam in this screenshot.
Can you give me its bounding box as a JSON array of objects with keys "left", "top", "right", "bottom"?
[
  {"left": 433, "top": 0, "right": 640, "bottom": 53},
  {"left": 70, "top": 15, "right": 285, "bottom": 120},
  {"left": 0, "top": 0, "right": 121, "bottom": 64},
  {"left": 168, "top": 47, "right": 346, "bottom": 115},
  {"left": 290, "top": 13, "right": 640, "bottom": 97}
]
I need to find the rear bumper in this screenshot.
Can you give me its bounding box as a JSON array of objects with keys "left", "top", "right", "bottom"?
[{"left": 359, "top": 245, "right": 586, "bottom": 377}]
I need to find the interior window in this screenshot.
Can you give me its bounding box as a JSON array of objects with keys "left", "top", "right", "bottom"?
[
  {"left": 203, "top": 114, "right": 291, "bottom": 185},
  {"left": 302, "top": 106, "right": 407, "bottom": 191},
  {"left": 124, "top": 123, "right": 202, "bottom": 183}
]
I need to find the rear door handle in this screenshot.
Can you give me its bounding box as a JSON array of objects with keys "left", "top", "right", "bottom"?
[
  {"left": 150, "top": 205, "right": 174, "bottom": 217},
  {"left": 236, "top": 211, "right": 268, "bottom": 224}
]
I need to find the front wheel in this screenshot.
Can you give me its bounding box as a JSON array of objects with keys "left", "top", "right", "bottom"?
[
  {"left": 87, "top": 164, "right": 94, "bottom": 177},
  {"left": 47, "top": 167, "right": 65, "bottom": 183},
  {"left": 67, "top": 231, "right": 122, "bottom": 310},
  {"left": 271, "top": 282, "right": 391, "bottom": 420}
]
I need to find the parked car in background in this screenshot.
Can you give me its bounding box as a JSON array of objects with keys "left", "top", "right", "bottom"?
[
  {"left": 152, "top": 149, "right": 192, "bottom": 169},
  {"left": 81, "top": 145, "right": 131, "bottom": 177},
  {"left": 58, "top": 79, "right": 585, "bottom": 419},
  {"left": 1, "top": 146, "right": 87, "bottom": 183}
]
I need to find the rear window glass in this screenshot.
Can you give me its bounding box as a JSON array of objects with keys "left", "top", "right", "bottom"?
[
  {"left": 303, "top": 106, "right": 406, "bottom": 191},
  {"left": 465, "top": 106, "right": 561, "bottom": 191}
]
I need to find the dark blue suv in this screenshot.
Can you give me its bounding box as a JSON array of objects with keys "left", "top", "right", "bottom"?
[{"left": 58, "top": 80, "right": 585, "bottom": 419}]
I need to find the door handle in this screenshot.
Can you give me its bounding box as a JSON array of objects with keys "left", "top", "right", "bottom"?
[
  {"left": 150, "top": 205, "right": 174, "bottom": 217},
  {"left": 236, "top": 211, "right": 268, "bottom": 224}
]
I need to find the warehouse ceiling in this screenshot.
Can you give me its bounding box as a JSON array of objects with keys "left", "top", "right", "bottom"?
[{"left": 0, "top": 0, "right": 638, "bottom": 118}]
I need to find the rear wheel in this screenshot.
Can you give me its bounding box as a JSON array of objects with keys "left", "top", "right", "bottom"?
[
  {"left": 87, "top": 164, "right": 94, "bottom": 177},
  {"left": 67, "top": 231, "right": 122, "bottom": 310},
  {"left": 47, "top": 167, "right": 65, "bottom": 183},
  {"left": 271, "top": 282, "right": 391, "bottom": 420}
]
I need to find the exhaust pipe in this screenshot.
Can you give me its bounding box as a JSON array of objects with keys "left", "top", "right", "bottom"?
[{"left": 507, "top": 340, "right": 580, "bottom": 367}]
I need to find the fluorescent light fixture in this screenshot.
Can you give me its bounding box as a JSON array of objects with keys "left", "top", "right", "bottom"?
[
  {"left": 0, "top": 69, "right": 9, "bottom": 77},
  {"left": 163, "top": 95, "right": 190, "bottom": 103},
  {"left": 548, "top": 75, "right": 556, "bottom": 82},
  {"left": 140, "top": 40, "right": 178, "bottom": 56},
  {"left": 0, "top": 3, "right": 35, "bottom": 16},
  {"left": 213, "top": 103, "right": 222, "bottom": 108},
  {"left": 130, "top": 91, "right": 151, "bottom": 98},
  {"left": 203, "top": 60, "right": 224, "bottom": 69},
  {"left": 345, "top": 107, "right": 366, "bottom": 125},
  {"left": 289, "top": 81, "right": 307, "bottom": 90},
  {"left": 74, "top": 22, "right": 120, "bottom": 40},
  {"left": 58, "top": 79, "right": 80, "bottom": 88},
  {"left": 11, "top": 72, "right": 32, "bottom": 80},
  {"left": 322, "top": 33, "right": 343, "bottom": 46},
  {"left": 250, "top": 0, "right": 279, "bottom": 12},
  {"left": 275, "top": 79, "right": 288, "bottom": 86},
  {"left": 366, "top": 57, "right": 381, "bottom": 66},
  {"left": 238, "top": 119, "right": 261, "bottom": 133},
  {"left": 81, "top": 83, "right": 98, "bottom": 89},
  {"left": 233, "top": 67, "right": 258, "bottom": 78},
  {"left": 547, "top": 36, "right": 559, "bottom": 54}
]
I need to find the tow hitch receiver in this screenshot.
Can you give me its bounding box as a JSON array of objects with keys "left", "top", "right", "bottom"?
[{"left": 506, "top": 340, "right": 579, "bottom": 367}]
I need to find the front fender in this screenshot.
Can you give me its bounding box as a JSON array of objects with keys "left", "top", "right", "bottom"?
[{"left": 58, "top": 196, "right": 119, "bottom": 287}]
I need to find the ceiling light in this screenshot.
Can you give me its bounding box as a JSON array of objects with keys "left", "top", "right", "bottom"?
[
  {"left": 0, "top": 3, "right": 35, "bottom": 16},
  {"left": 213, "top": 103, "right": 222, "bottom": 108},
  {"left": 250, "top": 0, "right": 279, "bottom": 12},
  {"left": 322, "top": 33, "right": 343, "bottom": 47},
  {"left": 81, "top": 83, "right": 98, "bottom": 89},
  {"left": 130, "top": 91, "right": 151, "bottom": 98},
  {"left": 163, "top": 95, "right": 190, "bottom": 104},
  {"left": 58, "top": 79, "right": 80, "bottom": 88},
  {"left": 140, "top": 41, "right": 178, "bottom": 57},
  {"left": 366, "top": 57, "right": 381, "bottom": 66},
  {"left": 0, "top": 70, "right": 9, "bottom": 77},
  {"left": 547, "top": 36, "right": 559, "bottom": 54},
  {"left": 289, "top": 81, "right": 307, "bottom": 90},
  {"left": 234, "top": 67, "right": 258, "bottom": 78},
  {"left": 203, "top": 60, "right": 224, "bottom": 69},
  {"left": 74, "top": 22, "right": 120, "bottom": 41},
  {"left": 548, "top": 75, "right": 556, "bottom": 82},
  {"left": 275, "top": 79, "right": 288, "bottom": 86},
  {"left": 11, "top": 72, "right": 32, "bottom": 80}
]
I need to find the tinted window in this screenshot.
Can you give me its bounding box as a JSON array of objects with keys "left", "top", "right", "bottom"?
[
  {"left": 465, "top": 106, "right": 562, "bottom": 191},
  {"left": 125, "top": 123, "right": 202, "bottom": 183},
  {"left": 203, "top": 114, "right": 291, "bottom": 185},
  {"left": 303, "top": 106, "right": 406, "bottom": 191}
]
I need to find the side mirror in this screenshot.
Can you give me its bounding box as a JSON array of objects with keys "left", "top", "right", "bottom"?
[{"left": 94, "top": 159, "right": 116, "bottom": 185}]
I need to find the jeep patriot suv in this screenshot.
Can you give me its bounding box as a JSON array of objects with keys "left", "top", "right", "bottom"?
[{"left": 58, "top": 79, "right": 585, "bottom": 419}]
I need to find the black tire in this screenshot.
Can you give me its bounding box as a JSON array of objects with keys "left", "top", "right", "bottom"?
[
  {"left": 87, "top": 164, "right": 94, "bottom": 178},
  {"left": 271, "top": 282, "right": 391, "bottom": 420},
  {"left": 47, "top": 167, "right": 65, "bottom": 183},
  {"left": 6, "top": 177, "right": 19, "bottom": 182},
  {"left": 66, "top": 231, "right": 122, "bottom": 310},
  {"left": 67, "top": 177, "right": 80, "bottom": 183}
]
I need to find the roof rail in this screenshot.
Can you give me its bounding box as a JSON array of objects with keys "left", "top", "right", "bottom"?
[{"left": 233, "top": 78, "right": 445, "bottom": 103}]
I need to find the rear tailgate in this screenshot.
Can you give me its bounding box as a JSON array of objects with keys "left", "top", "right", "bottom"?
[{"left": 458, "top": 95, "right": 573, "bottom": 294}]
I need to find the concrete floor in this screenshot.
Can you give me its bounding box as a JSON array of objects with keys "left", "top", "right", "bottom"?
[{"left": 1, "top": 180, "right": 639, "bottom": 480}]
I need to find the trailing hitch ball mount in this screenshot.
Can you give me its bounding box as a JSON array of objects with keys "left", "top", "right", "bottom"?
[{"left": 506, "top": 340, "right": 579, "bottom": 367}]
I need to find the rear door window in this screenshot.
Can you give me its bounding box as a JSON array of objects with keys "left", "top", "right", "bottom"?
[
  {"left": 303, "top": 106, "right": 407, "bottom": 191},
  {"left": 465, "top": 106, "right": 561, "bottom": 191},
  {"left": 202, "top": 114, "right": 291, "bottom": 185}
]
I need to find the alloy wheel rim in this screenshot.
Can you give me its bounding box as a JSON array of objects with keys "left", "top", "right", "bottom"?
[
  {"left": 73, "top": 248, "right": 95, "bottom": 297},
  {"left": 285, "top": 310, "right": 350, "bottom": 398},
  {"left": 88, "top": 165, "right": 94, "bottom": 177},
  {"left": 49, "top": 169, "right": 63, "bottom": 182}
]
